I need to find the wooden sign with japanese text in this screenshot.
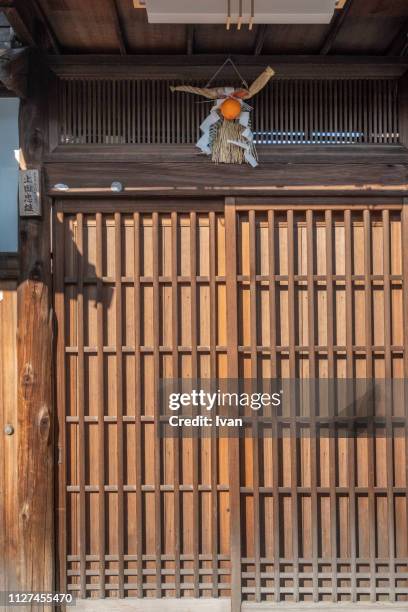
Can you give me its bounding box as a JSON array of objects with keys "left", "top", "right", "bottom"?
[{"left": 19, "top": 169, "right": 41, "bottom": 217}]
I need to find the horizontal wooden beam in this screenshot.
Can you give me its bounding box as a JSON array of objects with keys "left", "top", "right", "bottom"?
[
  {"left": 44, "top": 159, "right": 408, "bottom": 197},
  {"left": 46, "top": 54, "right": 408, "bottom": 80},
  {"left": 45, "top": 144, "right": 408, "bottom": 166}
]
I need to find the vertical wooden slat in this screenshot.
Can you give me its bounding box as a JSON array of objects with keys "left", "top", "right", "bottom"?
[
  {"left": 363, "top": 210, "right": 373, "bottom": 378},
  {"left": 289, "top": 81, "right": 294, "bottom": 143},
  {"left": 76, "top": 213, "right": 87, "bottom": 598},
  {"left": 402, "top": 202, "right": 408, "bottom": 578},
  {"left": 55, "top": 211, "right": 67, "bottom": 594},
  {"left": 344, "top": 215, "right": 353, "bottom": 352},
  {"left": 96, "top": 213, "right": 106, "bottom": 597},
  {"left": 100, "top": 80, "right": 105, "bottom": 145},
  {"left": 58, "top": 78, "right": 396, "bottom": 146},
  {"left": 209, "top": 211, "right": 219, "bottom": 598},
  {"left": 268, "top": 210, "right": 277, "bottom": 379},
  {"left": 357, "top": 79, "right": 362, "bottom": 143},
  {"left": 379, "top": 79, "right": 384, "bottom": 143},
  {"left": 325, "top": 209, "right": 338, "bottom": 602},
  {"left": 115, "top": 212, "right": 125, "bottom": 598},
  {"left": 363, "top": 209, "right": 376, "bottom": 603},
  {"left": 373, "top": 80, "right": 378, "bottom": 144},
  {"left": 190, "top": 211, "right": 200, "bottom": 598},
  {"left": 323, "top": 80, "right": 328, "bottom": 144},
  {"left": 268, "top": 209, "right": 280, "bottom": 602},
  {"left": 131, "top": 80, "right": 135, "bottom": 144},
  {"left": 287, "top": 209, "right": 299, "bottom": 602},
  {"left": 268, "top": 210, "right": 280, "bottom": 602},
  {"left": 171, "top": 211, "right": 181, "bottom": 598},
  {"left": 152, "top": 212, "right": 162, "bottom": 597},
  {"left": 249, "top": 210, "right": 261, "bottom": 602},
  {"left": 364, "top": 80, "right": 368, "bottom": 143},
  {"left": 344, "top": 209, "right": 357, "bottom": 602},
  {"left": 306, "top": 209, "right": 318, "bottom": 603},
  {"left": 167, "top": 80, "right": 171, "bottom": 144},
  {"left": 394, "top": 79, "right": 399, "bottom": 145},
  {"left": 133, "top": 212, "right": 143, "bottom": 598},
  {"left": 78, "top": 80, "right": 83, "bottom": 144},
  {"left": 344, "top": 80, "right": 349, "bottom": 143},
  {"left": 225, "top": 197, "right": 242, "bottom": 612},
  {"left": 279, "top": 81, "right": 284, "bottom": 144},
  {"left": 387, "top": 80, "right": 392, "bottom": 144},
  {"left": 0, "top": 280, "right": 18, "bottom": 595},
  {"left": 136, "top": 81, "right": 141, "bottom": 144},
  {"left": 61, "top": 79, "right": 66, "bottom": 144},
  {"left": 383, "top": 209, "right": 396, "bottom": 602}
]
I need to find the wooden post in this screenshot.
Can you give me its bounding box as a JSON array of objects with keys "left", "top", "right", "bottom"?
[
  {"left": 0, "top": 265, "right": 18, "bottom": 595},
  {"left": 16, "top": 51, "right": 54, "bottom": 605},
  {"left": 225, "top": 197, "right": 242, "bottom": 612}
]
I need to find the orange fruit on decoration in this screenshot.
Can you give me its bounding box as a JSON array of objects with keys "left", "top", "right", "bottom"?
[{"left": 220, "top": 97, "right": 242, "bottom": 121}]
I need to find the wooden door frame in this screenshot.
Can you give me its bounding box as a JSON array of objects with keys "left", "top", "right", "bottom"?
[{"left": 50, "top": 194, "right": 408, "bottom": 612}]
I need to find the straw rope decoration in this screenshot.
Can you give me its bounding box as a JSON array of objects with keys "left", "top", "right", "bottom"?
[{"left": 170, "top": 59, "right": 275, "bottom": 167}]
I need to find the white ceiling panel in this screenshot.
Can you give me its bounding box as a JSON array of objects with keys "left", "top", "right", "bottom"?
[{"left": 145, "top": 0, "right": 337, "bottom": 24}]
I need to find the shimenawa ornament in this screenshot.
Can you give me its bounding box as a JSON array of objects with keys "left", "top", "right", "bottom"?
[{"left": 170, "top": 59, "right": 275, "bottom": 167}]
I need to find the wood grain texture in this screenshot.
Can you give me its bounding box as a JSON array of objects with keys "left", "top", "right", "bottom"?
[
  {"left": 47, "top": 55, "right": 408, "bottom": 80},
  {"left": 16, "top": 52, "right": 54, "bottom": 607},
  {"left": 45, "top": 161, "right": 408, "bottom": 199},
  {"left": 0, "top": 282, "right": 18, "bottom": 593},
  {"left": 55, "top": 78, "right": 400, "bottom": 148},
  {"left": 54, "top": 198, "right": 408, "bottom": 605},
  {"left": 55, "top": 202, "right": 232, "bottom": 601},
  {"left": 17, "top": 214, "right": 53, "bottom": 604}
]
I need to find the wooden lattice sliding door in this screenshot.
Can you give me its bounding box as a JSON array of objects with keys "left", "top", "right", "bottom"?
[
  {"left": 231, "top": 200, "right": 408, "bottom": 604},
  {"left": 54, "top": 200, "right": 233, "bottom": 601},
  {"left": 54, "top": 197, "right": 408, "bottom": 607}
]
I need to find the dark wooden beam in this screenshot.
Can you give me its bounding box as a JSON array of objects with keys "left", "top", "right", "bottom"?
[
  {"left": 47, "top": 54, "right": 408, "bottom": 80},
  {"left": 110, "top": 0, "right": 127, "bottom": 56},
  {"left": 387, "top": 18, "right": 408, "bottom": 57},
  {"left": 30, "top": 0, "right": 60, "bottom": 54},
  {"left": 45, "top": 144, "right": 408, "bottom": 166},
  {"left": 253, "top": 24, "right": 268, "bottom": 56},
  {"left": 0, "top": 81, "right": 14, "bottom": 95},
  {"left": 0, "top": 47, "right": 28, "bottom": 97},
  {"left": 320, "top": 0, "right": 353, "bottom": 55},
  {"left": 186, "top": 25, "right": 195, "bottom": 55},
  {"left": 0, "top": 1, "right": 37, "bottom": 47},
  {"left": 0, "top": 253, "right": 19, "bottom": 279}
]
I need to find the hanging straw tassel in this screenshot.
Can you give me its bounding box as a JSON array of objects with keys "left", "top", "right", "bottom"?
[
  {"left": 212, "top": 120, "right": 245, "bottom": 164},
  {"left": 212, "top": 119, "right": 257, "bottom": 165}
]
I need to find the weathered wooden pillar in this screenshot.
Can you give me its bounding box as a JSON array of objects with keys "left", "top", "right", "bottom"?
[{"left": 16, "top": 50, "right": 54, "bottom": 604}]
